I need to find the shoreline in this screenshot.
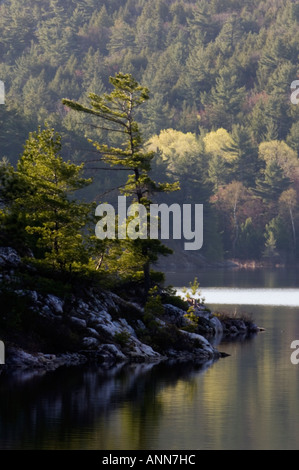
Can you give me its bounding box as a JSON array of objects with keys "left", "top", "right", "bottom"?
[{"left": 0, "top": 247, "right": 262, "bottom": 375}]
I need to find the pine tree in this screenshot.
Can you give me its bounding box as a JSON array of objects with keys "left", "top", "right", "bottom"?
[
  {"left": 62, "top": 73, "right": 179, "bottom": 293},
  {"left": 37, "top": 0, "right": 77, "bottom": 66},
  {"left": 255, "top": 160, "right": 291, "bottom": 203},
  {"left": 203, "top": 66, "right": 246, "bottom": 130},
  {"left": 187, "top": 5, "right": 219, "bottom": 46},
  {"left": 107, "top": 19, "right": 136, "bottom": 55},
  {"left": 141, "top": 93, "right": 171, "bottom": 139},
  {"left": 216, "top": 14, "right": 244, "bottom": 56},
  {"left": 1, "top": 127, "right": 98, "bottom": 271},
  {"left": 223, "top": 125, "right": 259, "bottom": 187}
]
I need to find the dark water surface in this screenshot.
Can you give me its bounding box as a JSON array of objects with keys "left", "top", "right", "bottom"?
[{"left": 1, "top": 267, "right": 299, "bottom": 450}]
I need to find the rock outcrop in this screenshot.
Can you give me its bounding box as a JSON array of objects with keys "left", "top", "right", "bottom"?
[{"left": 0, "top": 247, "right": 260, "bottom": 372}]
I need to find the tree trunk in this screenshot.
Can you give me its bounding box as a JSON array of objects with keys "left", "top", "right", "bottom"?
[
  {"left": 143, "top": 260, "right": 150, "bottom": 296},
  {"left": 290, "top": 207, "right": 296, "bottom": 254}
]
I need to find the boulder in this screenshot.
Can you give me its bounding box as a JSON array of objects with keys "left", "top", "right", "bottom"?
[
  {"left": 82, "top": 337, "right": 100, "bottom": 349},
  {"left": 163, "top": 304, "right": 188, "bottom": 327},
  {"left": 69, "top": 316, "right": 87, "bottom": 328},
  {"left": 45, "top": 294, "right": 64, "bottom": 314},
  {"left": 96, "top": 344, "right": 127, "bottom": 363},
  {"left": 0, "top": 247, "right": 21, "bottom": 267}
]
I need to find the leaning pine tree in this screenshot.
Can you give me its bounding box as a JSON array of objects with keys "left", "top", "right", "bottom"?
[{"left": 62, "top": 73, "right": 179, "bottom": 293}]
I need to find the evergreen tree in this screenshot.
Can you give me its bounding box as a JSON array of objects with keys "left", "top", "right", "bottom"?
[
  {"left": 62, "top": 73, "right": 179, "bottom": 293},
  {"left": 107, "top": 19, "right": 136, "bottom": 55},
  {"left": 184, "top": 44, "right": 212, "bottom": 101},
  {"left": 287, "top": 122, "right": 299, "bottom": 155},
  {"left": 215, "top": 14, "right": 244, "bottom": 56},
  {"left": 223, "top": 125, "right": 259, "bottom": 187},
  {"left": 135, "top": 2, "right": 165, "bottom": 52},
  {"left": 236, "top": 217, "right": 263, "bottom": 260},
  {"left": 255, "top": 160, "right": 291, "bottom": 203},
  {"left": 187, "top": 5, "right": 219, "bottom": 45},
  {"left": 0, "top": 0, "right": 37, "bottom": 64},
  {"left": 203, "top": 66, "right": 246, "bottom": 130},
  {"left": 263, "top": 225, "right": 279, "bottom": 262},
  {"left": 1, "top": 127, "right": 98, "bottom": 271},
  {"left": 141, "top": 93, "right": 171, "bottom": 139},
  {"left": 37, "top": 0, "right": 77, "bottom": 66}
]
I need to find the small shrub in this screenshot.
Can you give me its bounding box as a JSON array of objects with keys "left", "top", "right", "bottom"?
[
  {"left": 114, "top": 331, "right": 131, "bottom": 347},
  {"left": 214, "top": 310, "right": 253, "bottom": 322},
  {"left": 183, "top": 306, "right": 199, "bottom": 332},
  {"left": 144, "top": 286, "right": 164, "bottom": 317},
  {"left": 189, "top": 277, "right": 200, "bottom": 296},
  {"left": 143, "top": 312, "right": 159, "bottom": 331},
  {"left": 162, "top": 294, "right": 189, "bottom": 311},
  {"left": 182, "top": 277, "right": 205, "bottom": 304}
]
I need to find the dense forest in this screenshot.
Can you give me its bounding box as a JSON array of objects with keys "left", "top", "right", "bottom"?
[{"left": 1, "top": 0, "right": 299, "bottom": 265}]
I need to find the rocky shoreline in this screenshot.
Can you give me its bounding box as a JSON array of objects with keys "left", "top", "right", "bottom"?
[{"left": 0, "top": 247, "right": 262, "bottom": 374}]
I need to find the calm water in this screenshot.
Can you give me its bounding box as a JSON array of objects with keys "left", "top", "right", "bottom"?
[{"left": 1, "top": 268, "right": 299, "bottom": 450}]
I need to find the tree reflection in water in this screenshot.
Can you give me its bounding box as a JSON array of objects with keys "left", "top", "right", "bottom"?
[{"left": 0, "top": 359, "right": 215, "bottom": 450}]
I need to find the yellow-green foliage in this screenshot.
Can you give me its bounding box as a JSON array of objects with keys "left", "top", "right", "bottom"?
[
  {"left": 258, "top": 141, "right": 299, "bottom": 179},
  {"left": 144, "top": 286, "right": 164, "bottom": 317},
  {"left": 147, "top": 128, "right": 201, "bottom": 173},
  {"left": 203, "top": 128, "right": 236, "bottom": 162}
]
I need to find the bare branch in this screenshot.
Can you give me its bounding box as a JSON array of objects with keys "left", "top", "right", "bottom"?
[
  {"left": 85, "top": 167, "right": 133, "bottom": 171},
  {"left": 93, "top": 184, "right": 129, "bottom": 200}
]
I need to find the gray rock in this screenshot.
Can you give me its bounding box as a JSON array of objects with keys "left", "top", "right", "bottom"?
[
  {"left": 76, "top": 300, "right": 91, "bottom": 313},
  {"left": 86, "top": 327, "right": 101, "bottom": 338},
  {"left": 155, "top": 317, "right": 166, "bottom": 326},
  {"left": 97, "top": 344, "right": 127, "bottom": 362},
  {"left": 179, "top": 329, "right": 215, "bottom": 354},
  {"left": 28, "top": 290, "right": 39, "bottom": 303},
  {"left": 229, "top": 325, "right": 239, "bottom": 335},
  {"left": 126, "top": 337, "right": 162, "bottom": 361},
  {"left": 136, "top": 320, "right": 146, "bottom": 330},
  {"left": 69, "top": 316, "right": 87, "bottom": 328},
  {"left": 163, "top": 304, "right": 188, "bottom": 327},
  {"left": 210, "top": 316, "right": 223, "bottom": 336},
  {"left": 196, "top": 316, "right": 215, "bottom": 335},
  {"left": 82, "top": 337, "right": 100, "bottom": 349},
  {"left": 5, "top": 347, "right": 87, "bottom": 370},
  {"left": 40, "top": 305, "right": 56, "bottom": 319},
  {"left": 234, "top": 319, "right": 247, "bottom": 331},
  {"left": 46, "top": 294, "right": 64, "bottom": 314},
  {"left": 14, "top": 289, "right": 27, "bottom": 296},
  {"left": 0, "top": 247, "right": 21, "bottom": 267},
  {"left": 118, "top": 318, "right": 137, "bottom": 338}
]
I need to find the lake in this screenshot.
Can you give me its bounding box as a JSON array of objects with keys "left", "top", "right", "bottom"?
[{"left": 1, "top": 267, "right": 299, "bottom": 450}]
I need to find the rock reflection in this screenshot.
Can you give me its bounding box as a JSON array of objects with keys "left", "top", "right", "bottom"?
[{"left": 0, "top": 359, "right": 215, "bottom": 450}]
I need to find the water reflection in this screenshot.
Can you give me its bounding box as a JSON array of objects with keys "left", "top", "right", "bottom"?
[
  {"left": 166, "top": 267, "right": 299, "bottom": 289},
  {"left": 0, "top": 361, "right": 215, "bottom": 450},
  {"left": 2, "top": 268, "right": 299, "bottom": 449},
  {"left": 1, "top": 304, "right": 299, "bottom": 449}
]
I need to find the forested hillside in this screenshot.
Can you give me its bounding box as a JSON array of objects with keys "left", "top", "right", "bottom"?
[{"left": 1, "top": 0, "right": 299, "bottom": 263}]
